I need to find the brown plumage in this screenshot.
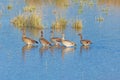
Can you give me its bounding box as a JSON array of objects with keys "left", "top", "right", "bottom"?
[
  {"left": 22, "top": 29, "right": 38, "bottom": 45},
  {"left": 50, "top": 31, "right": 62, "bottom": 45},
  {"left": 39, "top": 31, "right": 52, "bottom": 46},
  {"left": 78, "top": 33, "right": 91, "bottom": 46}
]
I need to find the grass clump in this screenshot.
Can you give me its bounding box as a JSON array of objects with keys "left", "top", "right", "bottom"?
[
  {"left": 102, "top": 7, "right": 109, "bottom": 15},
  {"left": 29, "top": 13, "right": 43, "bottom": 29},
  {"left": 11, "top": 15, "right": 26, "bottom": 29},
  {"left": 11, "top": 13, "right": 43, "bottom": 29},
  {"left": 96, "top": 16, "right": 104, "bottom": 22},
  {"left": 23, "top": 6, "right": 36, "bottom": 12},
  {"left": 52, "top": 18, "right": 67, "bottom": 31},
  {"left": 7, "top": 5, "right": 13, "bottom": 10},
  {"left": 73, "top": 20, "right": 82, "bottom": 32},
  {"left": 88, "top": 1, "right": 94, "bottom": 7}
]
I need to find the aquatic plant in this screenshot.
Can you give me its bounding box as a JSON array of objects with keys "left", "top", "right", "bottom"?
[
  {"left": 7, "top": 5, "right": 12, "bottom": 10},
  {"left": 88, "top": 1, "right": 94, "bottom": 7},
  {"left": 102, "top": 7, "right": 109, "bottom": 15},
  {"left": 27, "top": 27, "right": 42, "bottom": 38},
  {"left": 28, "top": 13, "right": 43, "bottom": 29},
  {"left": 73, "top": 20, "right": 82, "bottom": 32},
  {"left": 11, "top": 15, "right": 27, "bottom": 29},
  {"left": 78, "top": 6, "right": 83, "bottom": 14},
  {"left": 11, "top": 13, "right": 43, "bottom": 29},
  {"left": 23, "top": 6, "right": 36, "bottom": 12},
  {"left": 52, "top": 18, "right": 67, "bottom": 32},
  {"left": 96, "top": 16, "right": 104, "bottom": 22},
  {"left": 54, "top": 0, "right": 70, "bottom": 9}
]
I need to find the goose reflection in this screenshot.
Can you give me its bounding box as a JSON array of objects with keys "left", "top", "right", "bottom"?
[
  {"left": 62, "top": 46, "right": 75, "bottom": 60},
  {"left": 39, "top": 46, "right": 49, "bottom": 57},
  {"left": 50, "top": 45, "right": 62, "bottom": 55},
  {"left": 22, "top": 44, "right": 37, "bottom": 61},
  {"left": 80, "top": 45, "right": 90, "bottom": 54}
]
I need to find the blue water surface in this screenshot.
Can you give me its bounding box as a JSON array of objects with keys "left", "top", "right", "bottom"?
[{"left": 0, "top": 0, "right": 120, "bottom": 80}]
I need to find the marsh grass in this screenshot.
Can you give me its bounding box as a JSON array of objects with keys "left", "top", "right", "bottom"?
[
  {"left": 88, "top": 1, "right": 94, "bottom": 7},
  {"left": 11, "top": 13, "right": 43, "bottom": 29},
  {"left": 72, "top": 20, "right": 82, "bottom": 32},
  {"left": 23, "top": 6, "right": 36, "bottom": 12},
  {"left": 11, "top": 15, "right": 26, "bottom": 29},
  {"left": 7, "top": 5, "right": 12, "bottom": 10},
  {"left": 102, "top": 7, "right": 109, "bottom": 15},
  {"left": 96, "top": 16, "right": 104, "bottom": 22},
  {"left": 55, "top": 0, "right": 69, "bottom": 9},
  {"left": 27, "top": 27, "right": 42, "bottom": 38},
  {"left": 78, "top": 6, "right": 83, "bottom": 14},
  {"left": 29, "top": 13, "right": 43, "bottom": 29},
  {"left": 52, "top": 18, "right": 67, "bottom": 32}
]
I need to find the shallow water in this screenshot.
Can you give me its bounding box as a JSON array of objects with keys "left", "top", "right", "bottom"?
[{"left": 0, "top": 0, "right": 120, "bottom": 80}]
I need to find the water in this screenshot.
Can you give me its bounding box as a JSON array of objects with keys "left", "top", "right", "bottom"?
[{"left": 0, "top": 0, "right": 120, "bottom": 80}]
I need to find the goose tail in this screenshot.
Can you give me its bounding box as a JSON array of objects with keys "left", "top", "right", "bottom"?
[
  {"left": 49, "top": 43, "right": 52, "bottom": 46},
  {"left": 35, "top": 41, "right": 39, "bottom": 44}
]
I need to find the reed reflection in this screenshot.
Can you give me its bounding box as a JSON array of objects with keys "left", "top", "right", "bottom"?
[
  {"left": 22, "top": 44, "right": 37, "bottom": 61},
  {"left": 62, "top": 46, "right": 75, "bottom": 60}
]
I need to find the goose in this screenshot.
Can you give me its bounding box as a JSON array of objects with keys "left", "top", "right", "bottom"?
[
  {"left": 50, "top": 31, "right": 62, "bottom": 46},
  {"left": 22, "top": 29, "right": 38, "bottom": 45},
  {"left": 78, "top": 33, "right": 91, "bottom": 46},
  {"left": 39, "top": 31, "right": 52, "bottom": 47},
  {"left": 61, "top": 33, "right": 76, "bottom": 47}
]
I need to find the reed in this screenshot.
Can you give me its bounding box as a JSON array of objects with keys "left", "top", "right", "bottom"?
[
  {"left": 96, "top": 16, "right": 104, "bottom": 22},
  {"left": 7, "top": 5, "right": 12, "bottom": 10},
  {"left": 52, "top": 18, "right": 67, "bottom": 31},
  {"left": 11, "top": 15, "right": 27, "bottom": 29},
  {"left": 73, "top": 20, "right": 82, "bottom": 32},
  {"left": 23, "top": 6, "right": 36, "bottom": 12},
  {"left": 11, "top": 13, "right": 43, "bottom": 29}
]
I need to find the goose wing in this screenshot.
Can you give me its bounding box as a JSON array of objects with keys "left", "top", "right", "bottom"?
[
  {"left": 52, "top": 37, "right": 62, "bottom": 42},
  {"left": 40, "top": 38, "right": 51, "bottom": 45},
  {"left": 24, "top": 37, "right": 38, "bottom": 43}
]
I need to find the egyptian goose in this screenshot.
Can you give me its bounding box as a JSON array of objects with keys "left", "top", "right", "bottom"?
[
  {"left": 61, "top": 33, "right": 76, "bottom": 47},
  {"left": 22, "top": 29, "right": 38, "bottom": 45},
  {"left": 39, "top": 31, "right": 52, "bottom": 46},
  {"left": 50, "top": 31, "right": 62, "bottom": 46},
  {"left": 78, "top": 33, "right": 91, "bottom": 46}
]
